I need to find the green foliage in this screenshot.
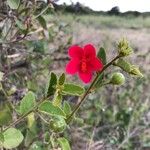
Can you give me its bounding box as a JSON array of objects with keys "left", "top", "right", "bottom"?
[
  {"left": 24, "top": 130, "right": 35, "bottom": 147},
  {"left": 57, "top": 137, "right": 71, "bottom": 150},
  {"left": 15, "top": 19, "right": 26, "bottom": 30},
  {"left": 45, "top": 72, "right": 57, "bottom": 97},
  {"left": 59, "top": 73, "right": 66, "bottom": 85},
  {"left": 2, "top": 128, "right": 23, "bottom": 149},
  {"left": 0, "top": 103, "right": 12, "bottom": 126},
  {"left": 94, "top": 47, "right": 107, "bottom": 88},
  {"left": 63, "top": 101, "right": 72, "bottom": 116},
  {"left": 62, "top": 83, "right": 85, "bottom": 96},
  {"left": 37, "top": 16, "right": 47, "bottom": 29},
  {"left": 39, "top": 101, "right": 66, "bottom": 118},
  {"left": 50, "top": 117, "right": 66, "bottom": 133},
  {"left": 20, "top": 91, "right": 36, "bottom": 115},
  {"left": 7, "top": 0, "right": 20, "bottom": 9},
  {"left": 97, "top": 47, "right": 107, "bottom": 65}
]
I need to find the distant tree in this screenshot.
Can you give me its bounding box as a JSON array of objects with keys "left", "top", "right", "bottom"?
[{"left": 108, "top": 6, "right": 120, "bottom": 15}]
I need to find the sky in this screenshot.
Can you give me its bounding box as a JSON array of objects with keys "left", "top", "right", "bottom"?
[{"left": 56, "top": 0, "right": 150, "bottom": 12}]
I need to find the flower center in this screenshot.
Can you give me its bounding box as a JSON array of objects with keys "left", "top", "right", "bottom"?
[{"left": 81, "top": 58, "right": 87, "bottom": 72}]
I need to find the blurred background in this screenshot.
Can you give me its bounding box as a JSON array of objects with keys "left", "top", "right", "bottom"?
[{"left": 0, "top": 0, "right": 150, "bottom": 149}]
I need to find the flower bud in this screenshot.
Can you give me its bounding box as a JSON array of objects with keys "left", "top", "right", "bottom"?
[
  {"left": 129, "top": 66, "right": 143, "bottom": 77},
  {"left": 118, "top": 39, "right": 133, "bottom": 57},
  {"left": 115, "top": 58, "right": 132, "bottom": 72},
  {"left": 49, "top": 117, "right": 66, "bottom": 133},
  {"left": 110, "top": 73, "right": 125, "bottom": 85}
]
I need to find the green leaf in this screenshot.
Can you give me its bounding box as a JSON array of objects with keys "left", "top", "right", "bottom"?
[
  {"left": 94, "top": 47, "right": 106, "bottom": 88},
  {"left": 24, "top": 130, "right": 35, "bottom": 147},
  {"left": 63, "top": 102, "right": 71, "bottom": 116},
  {"left": 20, "top": 91, "right": 36, "bottom": 115},
  {"left": 58, "top": 137, "right": 71, "bottom": 150},
  {"left": 39, "top": 101, "right": 66, "bottom": 118},
  {"left": 0, "top": 72, "right": 4, "bottom": 81},
  {"left": 32, "top": 40, "right": 48, "bottom": 54},
  {"left": 15, "top": 19, "right": 26, "bottom": 30},
  {"left": 3, "top": 128, "right": 23, "bottom": 149},
  {"left": 45, "top": 72, "right": 57, "bottom": 97},
  {"left": 0, "top": 133, "right": 4, "bottom": 147},
  {"left": 37, "top": 16, "right": 47, "bottom": 29},
  {"left": 59, "top": 73, "right": 66, "bottom": 85},
  {"left": 0, "top": 103, "right": 12, "bottom": 126},
  {"left": 7, "top": 0, "right": 20, "bottom": 9},
  {"left": 97, "top": 47, "right": 107, "bottom": 65},
  {"left": 62, "top": 83, "right": 85, "bottom": 96}
]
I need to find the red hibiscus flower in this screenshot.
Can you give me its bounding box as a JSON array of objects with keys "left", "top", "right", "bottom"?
[{"left": 66, "top": 44, "right": 103, "bottom": 83}]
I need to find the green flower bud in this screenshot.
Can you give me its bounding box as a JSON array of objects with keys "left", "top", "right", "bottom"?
[
  {"left": 129, "top": 65, "right": 143, "bottom": 77},
  {"left": 49, "top": 117, "right": 66, "bottom": 133},
  {"left": 118, "top": 39, "right": 133, "bottom": 57},
  {"left": 110, "top": 73, "right": 125, "bottom": 85},
  {"left": 115, "top": 58, "right": 132, "bottom": 72}
]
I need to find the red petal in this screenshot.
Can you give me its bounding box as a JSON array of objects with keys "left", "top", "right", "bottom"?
[
  {"left": 68, "top": 45, "right": 83, "bottom": 58},
  {"left": 84, "top": 44, "right": 96, "bottom": 58},
  {"left": 91, "top": 57, "right": 103, "bottom": 71},
  {"left": 78, "top": 72, "right": 92, "bottom": 83},
  {"left": 66, "top": 59, "right": 79, "bottom": 75}
]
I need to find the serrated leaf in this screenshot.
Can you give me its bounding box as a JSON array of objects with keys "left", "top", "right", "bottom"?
[
  {"left": 58, "top": 137, "right": 71, "bottom": 150},
  {"left": 20, "top": 91, "right": 36, "bottom": 115},
  {"left": 97, "top": 47, "right": 107, "bottom": 65},
  {"left": 63, "top": 102, "right": 71, "bottom": 116},
  {"left": 62, "top": 83, "right": 84, "bottom": 96},
  {"left": 39, "top": 101, "right": 66, "bottom": 118},
  {"left": 37, "top": 16, "right": 47, "bottom": 29},
  {"left": 7, "top": 0, "right": 20, "bottom": 9},
  {"left": 59, "top": 73, "right": 66, "bottom": 85},
  {"left": 45, "top": 72, "right": 57, "bottom": 97},
  {"left": 3, "top": 128, "right": 23, "bottom": 149}
]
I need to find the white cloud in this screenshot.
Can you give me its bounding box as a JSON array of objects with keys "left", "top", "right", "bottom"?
[{"left": 56, "top": 0, "right": 150, "bottom": 12}]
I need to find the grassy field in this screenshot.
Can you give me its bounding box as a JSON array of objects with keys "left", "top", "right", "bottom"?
[
  {"left": 44, "top": 13, "right": 150, "bottom": 150},
  {"left": 46, "top": 14, "right": 150, "bottom": 28}
]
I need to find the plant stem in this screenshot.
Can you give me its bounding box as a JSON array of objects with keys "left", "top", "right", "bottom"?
[{"left": 66, "top": 55, "right": 120, "bottom": 124}]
